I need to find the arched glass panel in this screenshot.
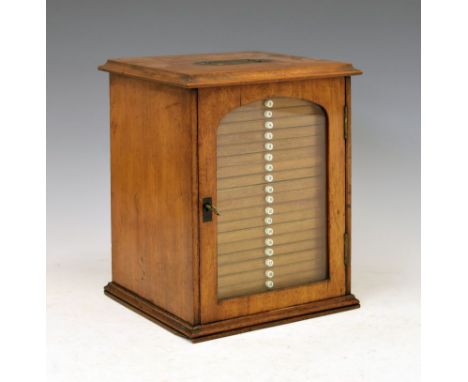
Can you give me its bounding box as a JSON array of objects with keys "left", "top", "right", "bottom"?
[{"left": 217, "top": 97, "right": 328, "bottom": 299}]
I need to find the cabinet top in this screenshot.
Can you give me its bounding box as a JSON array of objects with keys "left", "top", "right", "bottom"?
[{"left": 98, "top": 51, "right": 362, "bottom": 88}]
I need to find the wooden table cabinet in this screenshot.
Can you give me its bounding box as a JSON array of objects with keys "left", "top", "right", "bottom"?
[{"left": 99, "top": 51, "right": 362, "bottom": 341}]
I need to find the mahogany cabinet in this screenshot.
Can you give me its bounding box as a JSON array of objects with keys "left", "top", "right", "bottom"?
[{"left": 99, "top": 51, "right": 362, "bottom": 341}]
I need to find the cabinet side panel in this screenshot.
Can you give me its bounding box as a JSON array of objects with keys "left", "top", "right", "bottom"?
[{"left": 109, "top": 75, "right": 198, "bottom": 323}]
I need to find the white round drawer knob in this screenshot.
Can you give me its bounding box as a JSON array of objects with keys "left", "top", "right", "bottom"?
[
  {"left": 265, "top": 259, "right": 274, "bottom": 267},
  {"left": 264, "top": 153, "right": 273, "bottom": 161},
  {"left": 265, "top": 143, "right": 274, "bottom": 151},
  {"left": 265, "top": 280, "right": 274, "bottom": 288},
  {"left": 265, "top": 248, "right": 274, "bottom": 256},
  {"left": 265, "top": 270, "right": 274, "bottom": 278},
  {"left": 264, "top": 132, "right": 273, "bottom": 140},
  {"left": 265, "top": 121, "right": 274, "bottom": 129},
  {"left": 264, "top": 216, "right": 273, "bottom": 225},
  {"left": 265, "top": 227, "right": 274, "bottom": 235},
  {"left": 265, "top": 207, "right": 274, "bottom": 215},
  {"left": 265, "top": 163, "right": 274, "bottom": 172},
  {"left": 264, "top": 110, "right": 273, "bottom": 118},
  {"left": 265, "top": 238, "right": 274, "bottom": 246},
  {"left": 265, "top": 195, "right": 274, "bottom": 204},
  {"left": 265, "top": 174, "right": 274, "bottom": 182},
  {"left": 265, "top": 185, "right": 274, "bottom": 193},
  {"left": 264, "top": 99, "right": 274, "bottom": 108}
]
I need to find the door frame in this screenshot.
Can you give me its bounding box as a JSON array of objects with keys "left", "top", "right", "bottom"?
[{"left": 197, "top": 78, "right": 347, "bottom": 323}]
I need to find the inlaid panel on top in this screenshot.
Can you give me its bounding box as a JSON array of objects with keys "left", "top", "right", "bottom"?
[{"left": 217, "top": 97, "right": 328, "bottom": 299}]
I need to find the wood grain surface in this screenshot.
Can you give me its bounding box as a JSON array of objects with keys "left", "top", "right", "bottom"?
[
  {"left": 105, "top": 282, "right": 360, "bottom": 342},
  {"left": 101, "top": 52, "right": 361, "bottom": 339},
  {"left": 109, "top": 74, "right": 199, "bottom": 323},
  {"left": 345, "top": 76, "right": 352, "bottom": 294},
  {"left": 99, "top": 51, "right": 362, "bottom": 88}
]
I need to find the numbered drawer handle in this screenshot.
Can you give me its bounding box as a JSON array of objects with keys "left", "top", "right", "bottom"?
[{"left": 202, "top": 197, "right": 220, "bottom": 222}]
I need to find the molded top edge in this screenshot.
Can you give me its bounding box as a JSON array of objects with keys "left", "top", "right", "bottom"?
[{"left": 98, "top": 51, "right": 363, "bottom": 88}]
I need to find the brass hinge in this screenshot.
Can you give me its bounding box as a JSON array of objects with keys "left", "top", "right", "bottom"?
[
  {"left": 343, "top": 105, "right": 348, "bottom": 140},
  {"left": 344, "top": 232, "right": 349, "bottom": 265}
]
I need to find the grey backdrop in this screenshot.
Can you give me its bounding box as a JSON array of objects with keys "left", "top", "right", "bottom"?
[{"left": 47, "top": 0, "right": 420, "bottom": 284}]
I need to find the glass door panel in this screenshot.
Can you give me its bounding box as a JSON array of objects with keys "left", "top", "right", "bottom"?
[{"left": 216, "top": 97, "right": 328, "bottom": 299}]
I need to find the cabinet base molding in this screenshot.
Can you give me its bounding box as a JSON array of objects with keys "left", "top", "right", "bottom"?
[{"left": 104, "top": 282, "right": 360, "bottom": 342}]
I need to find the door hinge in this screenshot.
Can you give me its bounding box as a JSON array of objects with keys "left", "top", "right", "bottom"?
[
  {"left": 343, "top": 104, "right": 348, "bottom": 140},
  {"left": 344, "top": 232, "right": 349, "bottom": 266}
]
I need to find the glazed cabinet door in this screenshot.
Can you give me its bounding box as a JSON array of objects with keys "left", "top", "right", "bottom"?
[{"left": 198, "top": 79, "right": 347, "bottom": 323}]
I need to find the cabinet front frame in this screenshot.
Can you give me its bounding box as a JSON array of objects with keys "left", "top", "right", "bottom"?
[{"left": 198, "top": 78, "right": 347, "bottom": 323}]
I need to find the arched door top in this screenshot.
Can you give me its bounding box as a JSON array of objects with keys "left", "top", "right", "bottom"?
[{"left": 216, "top": 97, "right": 328, "bottom": 299}]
